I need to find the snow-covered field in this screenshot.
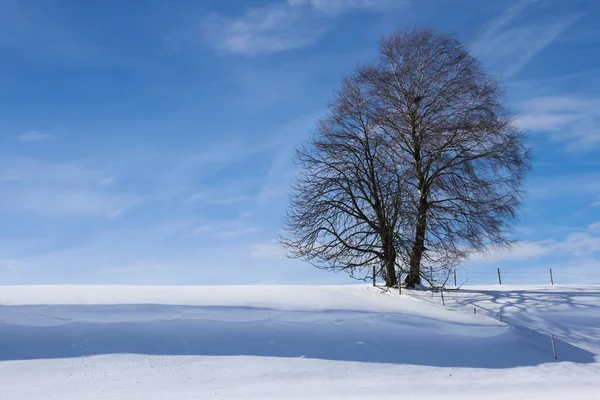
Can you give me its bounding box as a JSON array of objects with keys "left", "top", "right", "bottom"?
[{"left": 0, "top": 285, "right": 598, "bottom": 399}]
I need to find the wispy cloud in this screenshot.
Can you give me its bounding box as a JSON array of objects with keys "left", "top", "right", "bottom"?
[
  {"left": 0, "top": 158, "right": 107, "bottom": 187},
  {"left": 0, "top": 176, "right": 22, "bottom": 182},
  {"left": 256, "top": 149, "right": 296, "bottom": 204},
  {"left": 16, "top": 131, "right": 51, "bottom": 142},
  {"left": 191, "top": 223, "right": 257, "bottom": 238},
  {"left": 527, "top": 171, "right": 600, "bottom": 200},
  {"left": 0, "top": 259, "right": 22, "bottom": 270},
  {"left": 5, "top": 189, "right": 139, "bottom": 218},
  {"left": 186, "top": 191, "right": 252, "bottom": 206},
  {"left": 471, "top": 0, "right": 578, "bottom": 77},
  {"left": 517, "top": 95, "right": 600, "bottom": 148},
  {"left": 95, "top": 262, "right": 184, "bottom": 285},
  {"left": 0, "top": 158, "right": 140, "bottom": 218},
  {"left": 289, "top": 0, "right": 395, "bottom": 14},
  {"left": 249, "top": 239, "right": 286, "bottom": 260},
  {"left": 255, "top": 112, "right": 321, "bottom": 204},
  {"left": 6, "top": 218, "right": 320, "bottom": 285},
  {"left": 200, "top": 0, "right": 399, "bottom": 55},
  {"left": 160, "top": 137, "right": 278, "bottom": 187},
  {"left": 0, "top": 1, "right": 144, "bottom": 68}
]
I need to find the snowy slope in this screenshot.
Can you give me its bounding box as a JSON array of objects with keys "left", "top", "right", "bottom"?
[
  {"left": 407, "top": 285, "right": 600, "bottom": 357},
  {"left": 0, "top": 285, "right": 599, "bottom": 399}
]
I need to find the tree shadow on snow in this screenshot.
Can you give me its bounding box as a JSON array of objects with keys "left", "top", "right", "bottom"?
[
  {"left": 439, "top": 288, "right": 600, "bottom": 355},
  {"left": 0, "top": 304, "right": 595, "bottom": 367}
]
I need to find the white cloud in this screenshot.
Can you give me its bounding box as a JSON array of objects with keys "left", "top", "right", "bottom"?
[
  {"left": 17, "top": 131, "right": 51, "bottom": 142},
  {"left": 561, "top": 232, "right": 600, "bottom": 256},
  {"left": 517, "top": 113, "right": 578, "bottom": 131},
  {"left": 469, "top": 229, "right": 600, "bottom": 264},
  {"left": 587, "top": 222, "right": 600, "bottom": 231},
  {"left": 469, "top": 240, "right": 555, "bottom": 263},
  {"left": 202, "top": 6, "right": 327, "bottom": 55},
  {"left": 201, "top": 0, "right": 399, "bottom": 55},
  {"left": 471, "top": 0, "right": 578, "bottom": 77},
  {"left": 517, "top": 96, "right": 600, "bottom": 148}
]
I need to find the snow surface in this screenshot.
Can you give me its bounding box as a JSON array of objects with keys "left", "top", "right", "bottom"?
[{"left": 0, "top": 285, "right": 599, "bottom": 399}]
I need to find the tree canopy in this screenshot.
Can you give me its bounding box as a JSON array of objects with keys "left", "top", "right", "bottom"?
[{"left": 282, "top": 29, "right": 531, "bottom": 287}]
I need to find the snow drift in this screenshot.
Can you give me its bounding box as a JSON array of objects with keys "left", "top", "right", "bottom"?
[
  {"left": 1, "top": 285, "right": 599, "bottom": 399},
  {"left": 0, "top": 285, "right": 593, "bottom": 366}
]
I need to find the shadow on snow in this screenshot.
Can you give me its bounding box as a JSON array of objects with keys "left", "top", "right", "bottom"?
[{"left": 0, "top": 303, "right": 595, "bottom": 367}]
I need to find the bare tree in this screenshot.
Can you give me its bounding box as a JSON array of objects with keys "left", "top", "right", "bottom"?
[
  {"left": 280, "top": 78, "right": 409, "bottom": 287},
  {"left": 282, "top": 29, "right": 530, "bottom": 288},
  {"left": 358, "top": 29, "right": 531, "bottom": 287}
]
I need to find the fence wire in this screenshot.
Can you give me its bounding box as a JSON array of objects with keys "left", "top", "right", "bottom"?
[{"left": 451, "top": 267, "right": 600, "bottom": 286}]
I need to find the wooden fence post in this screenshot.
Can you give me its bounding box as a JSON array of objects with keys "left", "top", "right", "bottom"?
[
  {"left": 372, "top": 265, "right": 376, "bottom": 287},
  {"left": 430, "top": 266, "right": 433, "bottom": 286},
  {"left": 497, "top": 268, "right": 502, "bottom": 285},
  {"left": 551, "top": 335, "right": 557, "bottom": 360},
  {"left": 398, "top": 274, "right": 402, "bottom": 295},
  {"left": 453, "top": 269, "right": 457, "bottom": 287}
]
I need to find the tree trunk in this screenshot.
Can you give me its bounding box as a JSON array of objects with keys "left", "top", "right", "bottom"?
[
  {"left": 405, "top": 195, "right": 428, "bottom": 288},
  {"left": 384, "top": 246, "right": 397, "bottom": 287}
]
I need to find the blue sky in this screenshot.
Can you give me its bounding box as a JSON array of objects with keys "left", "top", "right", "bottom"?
[{"left": 1, "top": 0, "right": 599, "bottom": 285}]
